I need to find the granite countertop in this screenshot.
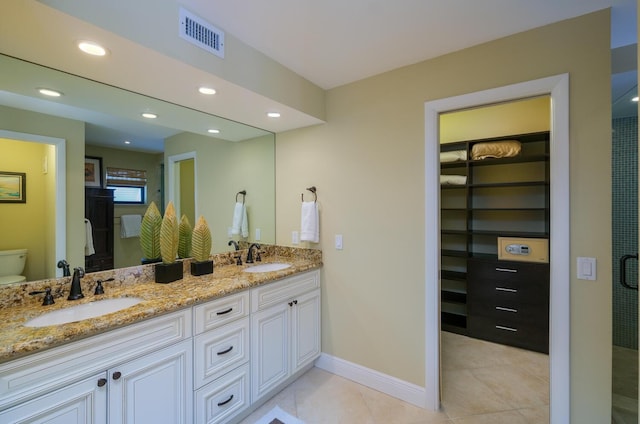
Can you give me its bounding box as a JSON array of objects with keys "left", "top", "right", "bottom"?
[{"left": 0, "top": 246, "right": 322, "bottom": 364}]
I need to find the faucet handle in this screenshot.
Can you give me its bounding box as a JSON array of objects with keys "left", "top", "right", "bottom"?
[
  {"left": 234, "top": 255, "right": 242, "bottom": 266},
  {"left": 94, "top": 278, "right": 114, "bottom": 295},
  {"left": 29, "top": 288, "right": 55, "bottom": 306},
  {"left": 256, "top": 250, "right": 263, "bottom": 262}
]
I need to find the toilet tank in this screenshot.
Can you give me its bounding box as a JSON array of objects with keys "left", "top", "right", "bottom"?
[{"left": 0, "top": 249, "right": 27, "bottom": 276}]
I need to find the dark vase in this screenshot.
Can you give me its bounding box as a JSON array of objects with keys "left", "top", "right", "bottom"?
[
  {"left": 191, "top": 260, "right": 214, "bottom": 276},
  {"left": 141, "top": 257, "right": 162, "bottom": 265},
  {"left": 155, "top": 262, "right": 183, "bottom": 283}
]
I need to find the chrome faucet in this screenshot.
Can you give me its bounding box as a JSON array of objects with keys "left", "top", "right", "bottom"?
[
  {"left": 68, "top": 267, "right": 85, "bottom": 300},
  {"left": 246, "top": 243, "right": 261, "bottom": 264}
]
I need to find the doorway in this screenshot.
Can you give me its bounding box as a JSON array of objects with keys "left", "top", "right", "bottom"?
[
  {"left": 424, "top": 74, "right": 570, "bottom": 423},
  {"left": 0, "top": 130, "right": 66, "bottom": 279}
]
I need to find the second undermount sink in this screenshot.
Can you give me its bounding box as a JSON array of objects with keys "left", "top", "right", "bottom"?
[
  {"left": 243, "top": 263, "right": 292, "bottom": 273},
  {"left": 24, "top": 297, "right": 142, "bottom": 327}
]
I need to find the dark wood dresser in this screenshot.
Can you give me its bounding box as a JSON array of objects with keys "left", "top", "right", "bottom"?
[
  {"left": 467, "top": 258, "right": 549, "bottom": 353},
  {"left": 85, "top": 188, "right": 114, "bottom": 272}
]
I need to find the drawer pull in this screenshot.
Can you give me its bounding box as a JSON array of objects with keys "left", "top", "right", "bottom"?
[
  {"left": 216, "top": 308, "right": 233, "bottom": 316},
  {"left": 495, "top": 267, "right": 517, "bottom": 273},
  {"left": 217, "top": 394, "right": 234, "bottom": 407},
  {"left": 97, "top": 378, "right": 107, "bottom": 387},
  {"left": 217, "top": 346, "right": 234, "bottom": 356},
  {"left": 495, "top": 306, "right": 518, "bottom": 313},
  {"left": 495, "top": 325, "right": 517, "bottom": 332},
  {"left": 495, "top": 287, "right": 517, "bottom": 293}
]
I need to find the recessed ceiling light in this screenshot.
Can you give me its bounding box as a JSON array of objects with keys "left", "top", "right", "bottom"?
[
  {"left": 38, "top": 88, "right": 63, "bottom": 97},
  {"left": 142, "top": 112, "right": 157, "bottom": 119},
  {"left": 78, "top": 41, "right": 107, "bottom": 56},
  {"left": 632, "top": 96, "right": 639, "bottom": 102},
  {"left": 208, "top": 129, "right": 220, "bottom": 134},
  {"left": 267, "top": 112, "right": 281, "bottom": 118},
  {"left": 199, "top": 87, "right": 217, "bottom": 95},
  {"left": 124, "top": 140, "right": 131, "bottom": 145}
]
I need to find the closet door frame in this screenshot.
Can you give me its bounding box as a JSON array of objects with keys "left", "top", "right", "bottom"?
[{"left": 424, "top": 74, "right": 570, "bottom": 423}]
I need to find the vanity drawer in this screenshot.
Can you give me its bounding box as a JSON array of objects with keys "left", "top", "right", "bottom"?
[
  {"left": 195, "top": 363, "right": 250, "bottom": 424},
  {"left": 194, "top": 317, "right": 250, "bottom": 389},
  {"left": 194, "top": 291, "right": 249, "bottom": 335},
  {"left": 251, "top": 270, "right": 320, "bottom": 312}
]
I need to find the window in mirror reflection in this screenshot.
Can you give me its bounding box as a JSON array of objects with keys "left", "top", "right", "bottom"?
[{"left": 106, "top": 167, "right": 148, "bottom": 205}]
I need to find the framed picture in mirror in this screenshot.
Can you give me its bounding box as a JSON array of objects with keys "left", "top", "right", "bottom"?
[
  {"left": 85, "top": 156, "right": 103, "bottom": 188},
  {"left": 0, "top": 171, "right": 26, "bottom": 203}
]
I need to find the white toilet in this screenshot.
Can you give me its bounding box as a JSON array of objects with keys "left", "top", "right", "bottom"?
[{"left": 0, "top": 249, "right": 27, "bottom": 285}]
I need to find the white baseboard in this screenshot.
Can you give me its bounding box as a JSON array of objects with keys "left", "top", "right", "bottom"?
[{"left": 314, "top": 353, "right": 428, "bottom": 409}]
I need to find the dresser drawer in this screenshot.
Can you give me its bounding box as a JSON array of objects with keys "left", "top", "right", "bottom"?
[
  {"left": 193, "top": 291, "right": 249, "bottom": 335},
  {"left": 468, "top": 295, "right": 549, "bottom": 326},
  {"left": 468, "top": 314, "right": 549, "bottom": 353},
  {"left": 251, "top": 270, "right": 320, "bottom": 312},
  {"left": 467, "top": 259, "right": 549, "bottom": 303},
  {"left": 194, "top": 316, "right": 250, "bottom": 389},
  {"left": 468, "top": 259, "right": 549, "bottom": 287}
]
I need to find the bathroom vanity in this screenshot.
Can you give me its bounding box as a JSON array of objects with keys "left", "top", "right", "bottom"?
[{"left": 0, "top": 246, "right": 321, "bottom": 424}]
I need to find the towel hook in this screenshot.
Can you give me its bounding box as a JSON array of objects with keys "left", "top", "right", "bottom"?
[
  {"left": 236, "top": 190, "right": 246, "bottom": 204},
  {"left": 301, "top": 186, "right": 317, "bottom": 203}
]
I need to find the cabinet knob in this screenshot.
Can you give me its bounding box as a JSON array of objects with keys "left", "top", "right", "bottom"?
[
  {"left": 97, "top": 378, "right": 107, "bottom": 387},
  {"left": 288, "top": 301, "right": 293, "bottom": 307},
  {"left": 112, "top": 371, "right": 122, "bottom": 380},
  {"left": 293, "top": 300, "right": 298, "bottom": 305}
]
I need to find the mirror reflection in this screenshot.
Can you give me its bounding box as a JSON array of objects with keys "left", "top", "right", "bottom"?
[{"left": 0, "top": 53, "right": 275, "bottom": 283}]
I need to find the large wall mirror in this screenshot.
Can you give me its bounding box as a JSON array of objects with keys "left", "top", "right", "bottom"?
[{"left": 0, "top": 53, "right": 275, "bottom": 282}]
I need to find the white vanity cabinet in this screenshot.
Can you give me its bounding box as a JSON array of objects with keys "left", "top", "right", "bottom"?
[
  {"left": 0, "top": 309, "right": 192, "bottom": 424},
  {"left": 250, "top": 270, "right": 321, "bottom": 402},
  {"left": 193, "top": 291, "right": 251, "bottom": 424},
  {"left": 0, "top": 372, "right": 107, "bottom": 424}
]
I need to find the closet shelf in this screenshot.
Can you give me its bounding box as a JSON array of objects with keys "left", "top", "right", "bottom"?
[{"left": 441, "top": 229, "right": 549, "bottom": 238}]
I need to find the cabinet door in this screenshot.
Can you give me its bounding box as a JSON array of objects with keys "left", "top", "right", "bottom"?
[
  {"left": 251, "top": 302, "right": 289, "bottom": 402},
  {"left": 291, "top": 289, "right": 321, "bottom": 373},
  {"left": 109, "top": 340, "right": 193, "bottom": 424},
  {"left": 0, "top": 373, "right": 107, "bottom": 424}
]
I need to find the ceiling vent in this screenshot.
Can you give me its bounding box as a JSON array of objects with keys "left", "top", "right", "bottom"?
[{"left": 179, "top": 8, "right": 224, "bottom": 59}]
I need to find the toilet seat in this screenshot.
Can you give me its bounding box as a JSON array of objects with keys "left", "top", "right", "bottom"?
[{"left": 0, "top": 275, "right": 26, "bottom": 285}]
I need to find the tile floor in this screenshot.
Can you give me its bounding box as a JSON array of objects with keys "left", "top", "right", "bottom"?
[
  {"left": 612, "top": 345, "right": 638, "bottom": 424},
  {"left": 240, "top": 332, "right": 550, "bottom": 424}
]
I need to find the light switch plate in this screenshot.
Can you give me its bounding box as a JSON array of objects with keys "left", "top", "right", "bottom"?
[
  {"left": 255, "top": 228, "right": 261, "bottom": 241},
  {"left": 292, "top": 231, "right": 299, "bottom": 245},
  {"left": 577, "top": 257, "right": 596, "bottom": 280},
  {"left": 335, "top": 234, "right": 343, "bottom": 250}
]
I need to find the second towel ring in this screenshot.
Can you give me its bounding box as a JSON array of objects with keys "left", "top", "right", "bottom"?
[
  {"left": 236, "top": 190, "right": 246, "bottom": 203},
  {"left": 301, "top": 186, "right": 317, "bottom": 202}
]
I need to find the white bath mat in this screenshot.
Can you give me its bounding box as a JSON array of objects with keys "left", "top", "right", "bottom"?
[{"left": 254, "top": 406, "right": 304, "bottom": 424}]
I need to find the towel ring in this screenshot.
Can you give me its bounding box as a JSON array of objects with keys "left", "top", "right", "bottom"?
[
  {"left": 236, "top": 190, "right": 246, "bottom": 204},
  {"left": 301, "top": 186, "right": 317, "bottom": 202}
]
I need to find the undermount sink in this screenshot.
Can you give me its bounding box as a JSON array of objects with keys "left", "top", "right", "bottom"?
[
  {"left": 24, "top": 297, "right": 142, "bottom": 327},
  {"left": 243, "top": 263, "right": 292, "bottom": 273}
]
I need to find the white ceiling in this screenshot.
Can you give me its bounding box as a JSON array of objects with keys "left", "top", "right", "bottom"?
[
  {"left": 3, "top": 0, "right": 638, "bottom": 153},
  {"left": 182, "top": 0, "right": 637, "bottom": 90}
]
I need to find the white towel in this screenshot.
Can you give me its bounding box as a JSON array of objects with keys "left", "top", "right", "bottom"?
[
  {"left": 120, "top": 214, "right": 142, "bottom": 238},
  {"left": 231, "top": 202, "right": 249, "bottom": 238},
  {"left": 84, "top": 219, "right": 95, "bottom": 256},
  {"left": 300, "top": 201, "right": 319, "bottom": 243}
]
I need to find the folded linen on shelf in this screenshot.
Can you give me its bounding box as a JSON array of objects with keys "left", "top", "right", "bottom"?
[
  {"left": 120, "top": 214, "right": 142, "bottom": 238},
  {"left": 471, "top": 140, "right": 521, "bottom": 160},
  {"left": 440, "top": 150, "right": 467, "bottom": 163},
  {"left": 440, "top": 175, "right": 467, "bottom": 185}
]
